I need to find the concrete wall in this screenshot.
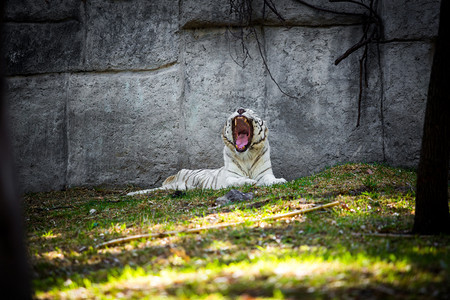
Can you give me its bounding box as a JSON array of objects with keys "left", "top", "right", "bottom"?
[{"left": 2, "top": 0, "right": 440, "bottom": 192}]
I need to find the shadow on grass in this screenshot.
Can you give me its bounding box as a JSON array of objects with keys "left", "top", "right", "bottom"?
[
  {"left": 25, "top": 164, "right": 450, "bottom": 299},
  {"left": 30, "top": 211, "right": 450, "bottom": 299}
]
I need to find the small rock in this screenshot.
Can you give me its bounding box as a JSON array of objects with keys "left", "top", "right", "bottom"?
[
  {"left": 89, "top": 208, "right": 97, "bottom": 215},
  {"left": 216, "top": 189, "right": 254, "bottom": 206}
]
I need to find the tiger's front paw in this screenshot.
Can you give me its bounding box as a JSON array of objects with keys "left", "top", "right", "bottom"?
[
  {"left": 258, "top": 174, "right": 287, "bottom": 186},
  {"left": 272, "top": 178, "right": 287, "bottom": 184},
  {"left": 226, "top": 177, "right": 257, "bottom": 187},
  {"left": 241, "top": 178, "right": 257, "bottom": 186}
]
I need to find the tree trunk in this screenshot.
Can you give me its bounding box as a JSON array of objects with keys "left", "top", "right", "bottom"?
[
  {"left": 412, "top": 0, "right": 450, "bottom": 235},
  {"left": 0, "top": 3, "right": 32, "bottom": 298}
]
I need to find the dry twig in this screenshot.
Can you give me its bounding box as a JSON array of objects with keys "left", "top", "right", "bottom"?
[{"left": 95, "top": 200, "right": 340, "bottom": 249}]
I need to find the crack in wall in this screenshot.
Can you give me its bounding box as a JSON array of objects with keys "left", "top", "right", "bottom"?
[{"left": 5, "top": 61, "right": 179, "bottom": 79}]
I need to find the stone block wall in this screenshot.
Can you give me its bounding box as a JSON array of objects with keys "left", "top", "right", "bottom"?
[{"left": 2, "top": 0, "right": 440, "bottom": 192}]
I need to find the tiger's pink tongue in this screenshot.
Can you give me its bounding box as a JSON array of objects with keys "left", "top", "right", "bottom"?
[{"left": 236, "top": 133, "right": 248, "bottom": 149}]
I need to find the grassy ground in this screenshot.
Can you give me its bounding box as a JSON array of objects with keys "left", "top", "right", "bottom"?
[{"left": 24, "top": 163, "right": 450, "bottom": 299}]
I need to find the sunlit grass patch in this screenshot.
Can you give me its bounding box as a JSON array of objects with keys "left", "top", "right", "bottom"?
[
  {"left": 36, "top": 243, "right": 447, "bottom": 299},
  {"left": 25, "top": 163, "right": 450, "bottom": 299}
]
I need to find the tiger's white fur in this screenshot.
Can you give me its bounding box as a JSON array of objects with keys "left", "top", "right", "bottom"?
[{"left": 127, "top": 109, "right": 286, "bottom": 196}]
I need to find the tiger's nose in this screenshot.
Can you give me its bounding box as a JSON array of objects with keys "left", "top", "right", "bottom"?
[{"left": 237, "top": 108, "right": 246, "bottom": 115}]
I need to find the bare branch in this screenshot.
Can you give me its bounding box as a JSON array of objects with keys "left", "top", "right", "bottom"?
[
  {"left": 334, "top": 35, "right": 372, "bottom": 66},
  {"left": 251, "top": 27, "right": 297, "bottom": 99},
  {"left": 228, "top": 0, "right": 296, "bottom": 98},
  {"left": 227, "top": 0, "right": 383, "bottom": 127},
  {"left": 263, "top": 0, "right": 287, "bottom": 24},
  {"left": 329, "top": 0, "right": 381, "bottom": 22},
  {"left": 95, "top": 201, "right": 340, "bottom": 249},
  {"left": 356, "top": 45, "right": 368, "bottom": 127},
  {"left": 293, "top": 0, "right": 364, "bottom": 16}
]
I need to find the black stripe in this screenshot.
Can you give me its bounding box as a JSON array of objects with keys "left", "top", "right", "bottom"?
[
  {"left": 182, "top": 169, "right": 201, "bottom": 188},
  {"left": 233, "top": 159, "right": 247, "bottom": 175},
  {"left": 213, "top": 168, "right": 224, "bottom": 189},
  {"left": 204, "top": 175, "right": 213, "bottom": 189},
  {"left": 222, "top": 130, "right": 234, "bottom": 146},
  {"left": 258, "top": 127, "right": 263, "bottom": 136},
  {"left": 205, "top": 173, "right": 214, "bottom": 189},
  {"left": 199, "top": 176, "right": 206, "bottom": 189},
  {"left": 226, "top": 151, "right": 233, "bottom": 160},
  {"left": 226, "top": 152, "right": 246, "bottom": 174},
  {"left": 179, "top": 172, "right": 187, "bottom": 183},
  {"left": 227, "top": 169, "right": 243, "bottom": 177},
  {"left": 250, "top": 147, "right": 268, "bottom": 171},
  {"left": 191, "top": 170, "right": 204, "bottom": 187},
  {"left": 255, "top": 166, "right": 272, "bottom": 181},
  {"left": 252, "top": 134, "right": 266, "bottom": 146},
  {"left": 190, "top": 169, "right": 203, "bottom": 176},
  {"left": 189, "top": 169, "right": 203, "bottom": 179}
]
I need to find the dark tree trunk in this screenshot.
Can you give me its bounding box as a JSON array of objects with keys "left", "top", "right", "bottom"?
[
  {"left": 0, "top": 3, "right": 32, "bottom": 298},
  {"left": 412, "top": 0, "right": 450, "bottom": 235}
]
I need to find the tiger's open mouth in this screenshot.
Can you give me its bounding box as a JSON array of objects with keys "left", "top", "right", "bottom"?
[{"left": 232, "top": 116, "right": 253, "bottom": 152}]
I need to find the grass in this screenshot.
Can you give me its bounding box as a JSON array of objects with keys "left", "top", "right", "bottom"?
[{"left": 24, "top": 163, "right": 450, "bottom": 299}]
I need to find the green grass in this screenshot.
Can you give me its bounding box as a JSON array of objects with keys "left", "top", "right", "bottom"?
[{"left": 24, "top": 163, "right": 450, "bottom": 299}]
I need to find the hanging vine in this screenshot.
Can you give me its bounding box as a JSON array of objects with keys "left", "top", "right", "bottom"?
[
  {"left": 227, "top": 0, "right": 295, "bottom": 98},
  {"left": 227, "top": 0, "right": 382, "bottom": 126}
]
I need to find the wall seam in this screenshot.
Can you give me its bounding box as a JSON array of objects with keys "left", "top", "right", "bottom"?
[
  {"left": 3, "top": 18, "right": 80, "bottom": 25},
  {"left": 177, "top": 0, "right": 189, "bottom": 171},
  {"left": 81, "top": 0, "right": 88, "bottom": 69},
  {"left": 4, "top": 62, "right": 179, "bottom": 78},
  {"left": 181, "top": 22, "right": 365, "bottom": 31},
  {"left": 63, "top": 73, "right": 70, "bottom": 189},
  {"left": 377, "top": 0, "right": 386, "bottom": 163}
]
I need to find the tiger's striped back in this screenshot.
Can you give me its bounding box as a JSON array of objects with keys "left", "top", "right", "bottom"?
[{"left": 162, "top": 167, "right": 227, "bottom": 190}]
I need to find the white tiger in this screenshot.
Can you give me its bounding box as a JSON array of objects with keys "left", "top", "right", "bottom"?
[{"left": 127, "top": 108, "right": 286, "bottom": 196}]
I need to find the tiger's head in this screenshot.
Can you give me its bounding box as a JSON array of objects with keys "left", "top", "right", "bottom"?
[{"left": 222, "top": 108, "right": 268, "bottom": 153}]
